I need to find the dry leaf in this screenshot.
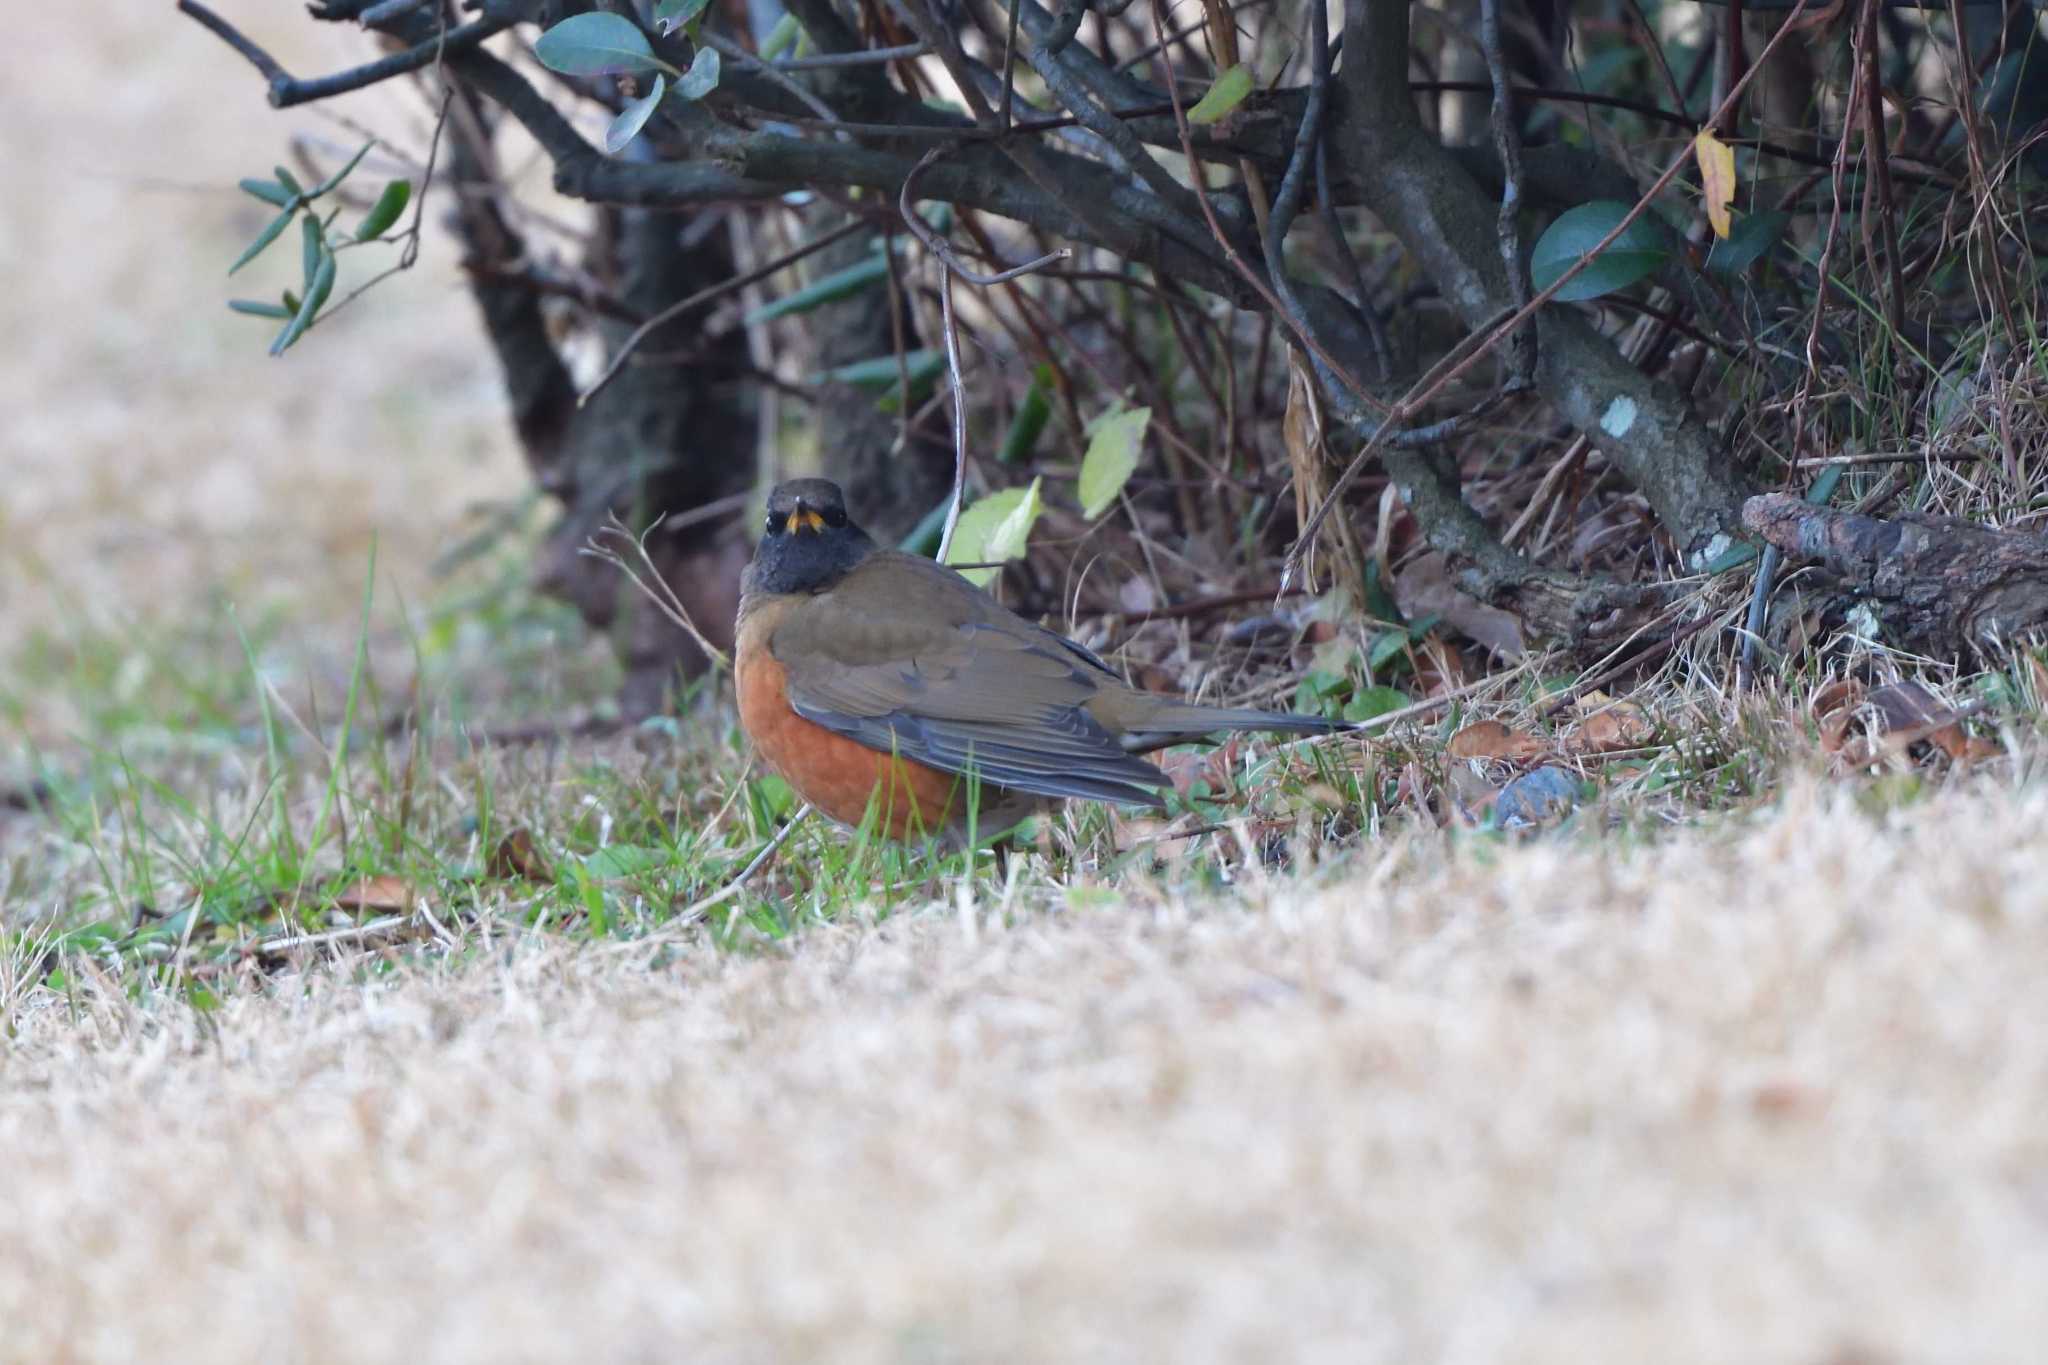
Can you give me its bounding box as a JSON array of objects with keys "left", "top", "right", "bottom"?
[
  {"left": 1393, "top": 553, "right": 1527, "bottom": 659},
  {"left": 1865, "top": 681, "right": 1947, "bottom": 731},
  {"left": 1822, "top": 680, "right": 1991, "bottom": 769},
  {"left": 1811, "top": 679, "right": 1866, "bottom": 755},
  {"left": 1410, "top": 632, "right": 1471, "bottom": 696},
  {"left": 1570, "top": 702, "right": 1654, "bottom": 755},
  {"left": 1448, "top": 719, "right": 1550, "bottom": 762},
  {"left": 488, "top": 828, "right": 553, "bottom": 882},
  {"left": 1694, "top": 129, "right": 1737, "bottom": 239},
  {"left": 334, "top": 875, "right": 416, "bottom": 912}
]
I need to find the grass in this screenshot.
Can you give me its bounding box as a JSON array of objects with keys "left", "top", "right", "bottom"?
[
  {"left": 7, "top": 538, "right": 2041, "bottom": 988},
  {"left": 7, "top": 747, "right": 2048, "bottom": 1362},
  {"left": 10, "top": 8, "right": 2048, "bottom": 1357}
]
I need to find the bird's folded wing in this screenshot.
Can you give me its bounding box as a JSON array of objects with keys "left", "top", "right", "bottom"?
[{"left": 774, "top": 585, "right": 1168, "bottom": 807}]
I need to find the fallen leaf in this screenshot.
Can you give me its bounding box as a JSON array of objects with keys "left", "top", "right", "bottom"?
[
  {"left": 334, "top": 875, "right": 416, "bottom": 912},
  {"left": 489, "top": 828, "right": 553, "bottom": 882},
  {"left": 1865, "top": 680, "right": 1947, "bottom": 732},
  {"left": 1823, "top": 680, "right": 1989, "bottom": 769},
  {"left": 1811, "top": 679, "right": 1866, "bottom": 755},
  {"left": 1394, "top": 553, "right": 1526, "bottom": 659},
  {"left": 1448, "top": 719, "right": 1551, "bottom": 762},
  {"left": 1570, "top": 701, "right": 1654, "bottom": 754}
]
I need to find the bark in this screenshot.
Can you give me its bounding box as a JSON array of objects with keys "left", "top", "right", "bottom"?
[
  {"left": 446, "top": 77, "right": 755, "bottom": 715},
  {"left": 1745, "top": 493, "right": 2048, "bottom": 653}
]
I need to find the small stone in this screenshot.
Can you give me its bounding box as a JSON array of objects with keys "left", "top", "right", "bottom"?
[{"left": 1494, "top": 766, "right": 1580, "bottom": 827}]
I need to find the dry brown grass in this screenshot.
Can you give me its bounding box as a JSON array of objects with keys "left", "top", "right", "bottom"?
[{"left": 4, "top": 779, "right": 2048, "bottom": 1363}]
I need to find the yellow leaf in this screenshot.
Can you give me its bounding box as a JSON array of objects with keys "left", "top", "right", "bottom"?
[{"left": 1694, "top": 129, "right": 1736, "bottom": 239}]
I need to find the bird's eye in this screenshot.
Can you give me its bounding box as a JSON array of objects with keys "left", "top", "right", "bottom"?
[
  {"left": 763, "top": 513, "right": 784, "bottom": 537},
  {"left": 822, "top": 506, "right": 847, "bottom": 529}
]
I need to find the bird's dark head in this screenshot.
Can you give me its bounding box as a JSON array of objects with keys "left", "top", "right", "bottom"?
[{"left": 747, "top": 478, "right": 876, "bottom": 595}]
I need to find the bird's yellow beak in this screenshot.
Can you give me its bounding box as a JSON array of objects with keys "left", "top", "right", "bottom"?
[{"left": 785, "top": 505, "right": 826, "bottom": 535}]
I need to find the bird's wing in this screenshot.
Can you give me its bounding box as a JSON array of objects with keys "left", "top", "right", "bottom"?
[{"left": 770, "top": 554, "right": 1168, "bottom": 806}]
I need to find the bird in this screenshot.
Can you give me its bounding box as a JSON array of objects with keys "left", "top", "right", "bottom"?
[{"left": 734, "top": 477, "right": 1340, "bottom": 842}]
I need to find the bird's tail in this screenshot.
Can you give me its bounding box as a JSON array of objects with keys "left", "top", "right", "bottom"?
[{"left": 1117, "top": 704, "right": 1339, "bottom": 753}]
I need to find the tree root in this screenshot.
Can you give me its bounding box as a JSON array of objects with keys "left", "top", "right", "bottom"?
[{"left": 1745, "top": 492, "right": 2048, "bottom": 652}]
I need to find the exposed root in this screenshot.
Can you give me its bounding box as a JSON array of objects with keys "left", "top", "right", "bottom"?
[{"left": 1745, "top": 492, "right": 2048, "bottom": 652}]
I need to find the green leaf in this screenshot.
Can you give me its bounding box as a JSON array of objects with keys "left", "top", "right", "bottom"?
[
  {"left": 228, "top": 207, "right": 296, "bottom": 276},
  {"left": 308, "top": 141, "right": 374, "bottom": 199},
  {"left": 239, "top": 177, "right": 296, "bottom": 207},
  {"left": 534, "top": 12, "right": 660, "bottom": 76},
  {"left": 354, "top": 179, "right": 413, "bottom": 240},
  {"left": 653, "top": 0, "right": 713, "bottom": 34},
  {"left": 816, "top": 348, "right": 946, "bottom": 410},
  {"left": 1529, "top": 200, "right": 1674, "bottom": 302},
  {"left": 1704, "top": 209, "right": 1789, "bottom": 275},
  {"left": 898, "top": 495, "right": 951, "bottom": 557},
  {"left": 944, "top": 478, "right": 1044, "bottom": 587},
  {"left": 604, "top": 72, "right": 666, "bottom": 154},
  {"left": 1187, "top": 64, "right": 1255, "bottom": 125},
  {"left": 760, "top": 12, "right": 802, "bottom": 58},
  {"left": 273, "top": 165, "right": 304, "bottom": 196},
  {"left": 299, "top": 213, "right": 323, "bottom": 294},
  {"left": 1806, "top": 464, "right": 1845, "bottom": 506},
  {"left": 999, "top": 364, "right": 1055, "bottom": 465},
  {"left": 1702, "top": 540, "right": 1760, "bottom": 575},
  {"left": 580, "top": 844, "right": 667, "bottom": 879},
  {"left": 1367, "top": 629, "right": 1410, "bottom": 672},
  {"left": 1343, "top": 686, "right": 1409, "bottom": 723},
  {"left": 744, "top": 249, "right": 887, "bottom": 324},
  {"left": 674, "top": 45, "right": 721, "bottom": 100},
  {"left": 1078, "top": 405, "right": 1149, "bottom": 519},
  {"left": 270, "top": 249, "right": 335, "bottom": 356},
  {"left": 817, "top": 350, "right": 941, "bottom": 386},
  {"left": 229, "top": 299, "right": 293, "bottom": 319}
]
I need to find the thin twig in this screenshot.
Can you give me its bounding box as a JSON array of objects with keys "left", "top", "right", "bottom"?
[
  {"left": 254, "top": 915, "right": 410, "bottom": 957},
  {"left": 771, "top": 41, "right": 928, "bottom": 70},
  {"left": 1287, "top": 0, "right": 1819, "bottom": 576},
  {"left": 579, "top": 514, "right": 734, "bottom": 671},
  {"left": 1480, "top": 0, "right": 1535, "bottom": 387},
  {"left": 176, "top": 0, "right": 291, "bottom": 87},
  {"left": 1854, "top": 0, "right": 1908, "bottom": 337},
  {"left": 701, "top": 31, "right": 844, "bottom": 129},
  {"left": 934, "top": 270, "right": 972, "bottom": 562},
  {"left": 893, "top": 142, "right": 1068, "bottom": 563},
  {"left": 580, "top": 217, "right": 870, "bottom": 406},
  {"left": 1145, "top": 0, "right": 1389, "bottom": 423},
  {"left": 318, "top": 85, "right": 455, "bottom": 325},
  {"left": 898, "top": 144, "right": 1071, "bottom": 286},
  {"left": 178, "top": 0, "right": 509, "bottom": 107},
  {"left": 674, "top": 804, "right": 815, "bottom": 922},
  {"left": 999, "top": 0, "right": 1024, "bottom": 130}
]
